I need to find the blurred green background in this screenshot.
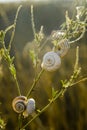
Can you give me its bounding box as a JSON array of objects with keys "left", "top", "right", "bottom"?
[{"left": 0, "top": 0, "right": 87, "bottom": 130}]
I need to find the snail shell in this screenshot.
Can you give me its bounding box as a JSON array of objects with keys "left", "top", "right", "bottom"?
[
  {"left": 51, "top": 30, "right": 65, "bottom": 40},
  {"left": 23, "top": 98, "right": 35, "bottom": 118},
  {"left": 12, "top": 96, "right": 27, "bottom": 113},
  {"left": 41, "top": 51, "right": 61, "bottom": 72},
  {"left": 57, "top": 39, "right": 70, "bottom": 58}
]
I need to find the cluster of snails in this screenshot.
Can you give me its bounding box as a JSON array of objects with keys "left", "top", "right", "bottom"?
[
  {"left": 41, "top": 33, "right": 70, "bottom": 72},
  {"left": 12, "top": 96, "right": 35, "bottom": 118}
]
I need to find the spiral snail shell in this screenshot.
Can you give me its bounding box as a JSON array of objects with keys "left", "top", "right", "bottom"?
[
  {"left": 41, "top": 51, "right": 61, "bottom": 72},
  {"left": 51, "top": 30, "right": 65, "bottom": 40},
  {"left": 23, "top": 98, "right": 35, "bottom": 118},
  {"left": 12, "top": 96, "right": 27, "bottom": 113},
  {"left": 56, "top": 39, "right": 70, "bottom": 58}
]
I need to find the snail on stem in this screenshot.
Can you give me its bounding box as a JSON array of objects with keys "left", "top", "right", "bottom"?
[
  {"left": 12, "top": 96, "right": 35, "bottom": 117},
  {"left": 12, "top": 96, "right": 27, "bottom": 114},
  {"left": 56, "top": 39, "right": 70, "bottom": 58},
  {"left": 41, "top": 51, "right": 61, "bottom": 72}
]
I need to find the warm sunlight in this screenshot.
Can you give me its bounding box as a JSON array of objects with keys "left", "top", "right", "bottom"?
[
  {"left": 0, "top": 0, "right": 21, "bottom": 3},
  {"left": 0, "top": 0, "right": 50, "bottom": 3}
]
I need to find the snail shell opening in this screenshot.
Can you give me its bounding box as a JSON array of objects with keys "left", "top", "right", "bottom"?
[
  {"left": 41, "top": 51, "right": 61, "bottom": 72},
  {"left": 23, "top": 98, "right": 35, "bottom": 118}
]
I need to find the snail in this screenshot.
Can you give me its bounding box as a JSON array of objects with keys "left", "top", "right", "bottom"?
[
  {"left": 41, "top": 51, "right": 61, "bottom": 72},
  {"left": 12, "top": 96, "right": 36, "bottom": 118},
  {"left": 56, "top": 39, "right": 70, "bottom": 58},
  {"left": 12, "top": 96, "right": 27, "bottom": 113},
  {"left": 23, "top": 98, "right": 35, "bottom": 118},
  {"left": 51, "top": 30, "right": 65, "bottom": 40}
]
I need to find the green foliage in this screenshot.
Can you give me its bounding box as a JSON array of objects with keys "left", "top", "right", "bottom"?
[
  {"left": 9, "top": 64, "right": 16, "bottom": 79},
  {"left": 34, "top": 26, "right": 44, "bottom": 46},
  {"left": 51, "top": 87, "right": 58, "bottom": 99},
  {"left": 0, "top": 31, "right": 5, "bottom": 42},
  {"left": 0, "top": 2, "right": 87, "bottom": 130},
  {"left": 29, "top": 50, "right": 39, "bottom": 68},
  {"left": 52, "top": 7, "right": 87, "bottom": 49},
  {"left": 61, "top": 47, "right": 81, "bottom": 88},
  {"left": 0, "top": 117, "right": 5, "bottom": 130}
]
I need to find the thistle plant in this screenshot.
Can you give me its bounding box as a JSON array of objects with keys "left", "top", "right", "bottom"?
[{"left": 0, "top": 3, "right": 87, "bottom": 130}]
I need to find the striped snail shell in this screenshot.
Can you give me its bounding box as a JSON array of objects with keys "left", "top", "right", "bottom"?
[
  {"left": 12, "top": 96, "right": 27, "bottom": 113},
  {"left": 41, "top": 51, "right": 61, "bottom": 72},
  {"left": 51, "top": 30, "right": 65, "bottom": 40},
  {"left": 57, "top": 39, "right": 70, "bottom": 58},
  {"left": 23, "top": 98, "right": 35, "bottom": 118}
]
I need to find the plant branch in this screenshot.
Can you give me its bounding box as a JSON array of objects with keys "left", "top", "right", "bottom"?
[
  {"left": 71, "top": 77, "right": 87, "bottom": 86},
  {"left": 8, "top": 5, "right": 22, "bottom": 51},
  {"left": 14, "top": 76, "right": 21, "bottom": 96},
  {"left": 4, "top": 24, "right": 14, "bottom": 34},
  {"left": 27, "top": 69, "right": 44, "bottom": 98},
  {"left": 69, "top": 15, "right": 87, "bottom": 44},
  {"left": 23, "top": 76, "right": 87, "bottom": 130},
  {"left": 20, "top": 88, "right": 65, "bottom": 130},
  {"left": 69, "top": 26, "right": 86, "bottom": 44},
  {"left": 31, "top": 5, "right": 36, "bottom": 40}
]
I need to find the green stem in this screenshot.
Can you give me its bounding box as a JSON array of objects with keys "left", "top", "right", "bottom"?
[
  {"left": 69, "top": 16, "right": 87, "bottom": 44},
  {"left": 4, "top": 24, "right": 14, "bottom": 34},
  {"left": 71, "top": 77, "right": 87, "bottom": 87},
  {"left": 15, "top": 76, "right": 21, "bottom": 96},
  {"left": 1, "top": 6, "right": 22, "bottom": 96},
  {"left": 19, "top": 74, "right": 87, "bottom": 130},
  {"left": 21, "top": 88, "right": 65, "bottom": 130},
  {"left": 2, "top": 40, "right": 7, "bottom": 51},
  {"left": 8, "top": 5, "right": 22, "bottom": 51},
  {"left": 31, "top": 5, "right": 36, "bottom": 40},
  {"left": 2, "top": 41, "right": 21, "bottom": 96},
  {"left": 69, "top": 26, "right": 86, "bottom": 44},
  {"left": 27, "top": 69, "right": 44, "bottom": 98},
  {"left": 18, "top": 114, "right": 22, "bottom": 130}
]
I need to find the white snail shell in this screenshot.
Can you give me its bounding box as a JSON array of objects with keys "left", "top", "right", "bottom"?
[
  {"left": 12, "top": 96, "right": 27, "bottom": 113},
  {"left": 57, "top": 39, "right": 70, "bottom": 58},
  {"left": 41, "top": 51, "right": 61, "bottom": 72},
  {"left": 23, "top": 98, "right": 35, "bottom": 118}
]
